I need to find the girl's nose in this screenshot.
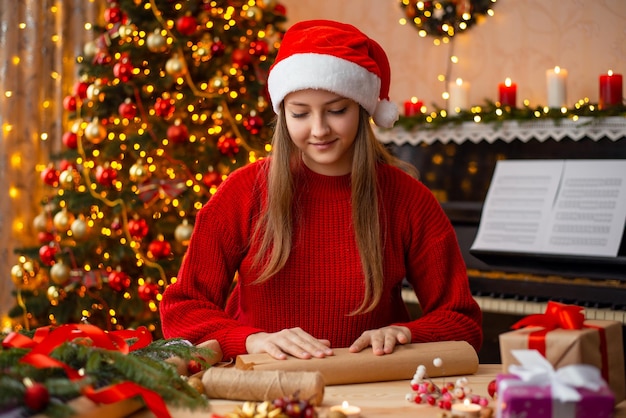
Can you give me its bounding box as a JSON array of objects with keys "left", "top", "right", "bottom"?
[{"left": 311, "top": 114, "right": 331, "bottom": 137}]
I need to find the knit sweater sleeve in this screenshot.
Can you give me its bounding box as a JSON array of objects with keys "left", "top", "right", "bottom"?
[
  {"left": 386, "top": 169, "right": 483, "bottom": 352},
  {"left": 160, "top": 162, "right": 265, "bottom": 358}
]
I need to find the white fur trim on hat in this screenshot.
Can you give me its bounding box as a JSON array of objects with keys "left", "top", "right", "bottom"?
[{"left": 268, "top": 52, "right": 397, "bottom": 126}]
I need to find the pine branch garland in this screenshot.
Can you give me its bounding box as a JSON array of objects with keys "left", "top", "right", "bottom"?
[{"left": 0, "top": 329, "right": 210, "bottom": 416}]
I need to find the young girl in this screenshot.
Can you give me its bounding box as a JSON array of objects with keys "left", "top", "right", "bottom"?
[{"left": 160, "top": 19, "right": 482, "bottom": 361}]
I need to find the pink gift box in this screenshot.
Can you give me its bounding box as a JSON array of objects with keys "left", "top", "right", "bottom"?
[{"left": 496, "top": 373, "right": 615, "bottom": 418}]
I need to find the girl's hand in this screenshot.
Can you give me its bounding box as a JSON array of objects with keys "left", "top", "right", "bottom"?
[
  {"left": 348, "top": 325, "right": 411, "bottom": 355},
  {"left": 245, "top": 327, "right": 334, "bottom": 360}
]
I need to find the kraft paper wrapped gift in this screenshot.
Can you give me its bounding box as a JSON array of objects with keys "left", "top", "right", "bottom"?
[
  {"left": 496, "top": 350, "right": 615, "bottom": 418},
  {"left": 499, "top": 301, "right": 625, "bottom": 403}
]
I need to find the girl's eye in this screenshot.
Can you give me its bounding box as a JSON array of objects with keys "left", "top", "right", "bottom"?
[
  {"left": 289, "top": 112, "right": 307, "bottom": 118},
  {"left": 329, "top": 107, "right": 347, "bottom": 115}
]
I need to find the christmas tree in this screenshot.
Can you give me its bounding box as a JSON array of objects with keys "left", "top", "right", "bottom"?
[{"left": 8, "top": 0, "right": 287, "bottom": 337}]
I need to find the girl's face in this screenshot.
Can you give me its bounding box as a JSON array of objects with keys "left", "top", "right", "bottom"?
[{"left": 284, "top": 89, "right": 360, "bottom": 176}]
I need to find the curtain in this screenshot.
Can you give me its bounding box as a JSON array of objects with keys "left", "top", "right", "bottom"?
[{"left": 0, "top": 0, "right": 101, "bottom": 323}]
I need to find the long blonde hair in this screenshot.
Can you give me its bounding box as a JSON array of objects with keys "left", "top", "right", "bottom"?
[{"left": 252, "top": 106, "right": 417, "bottom": 314}]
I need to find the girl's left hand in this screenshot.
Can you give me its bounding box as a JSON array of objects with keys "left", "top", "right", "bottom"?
[{"left": 348, "top": 325, "right": 411, "bottom": 355}]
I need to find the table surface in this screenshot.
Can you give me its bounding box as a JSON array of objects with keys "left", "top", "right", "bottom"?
[{"left": 127, "top": 364, "right": 626, "bottom": 418}]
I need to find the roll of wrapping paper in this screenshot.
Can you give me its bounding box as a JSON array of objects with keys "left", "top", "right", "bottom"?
[
  {"left": 201, "top": 367, "right": 325, "bottom": 405},
  {"left": 235, "top": 341, "right": 478, "bottom": 385}
]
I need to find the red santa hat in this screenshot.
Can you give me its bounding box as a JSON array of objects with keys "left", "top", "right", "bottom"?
[{"left": 267, "top": 19, "right": 399, "bottom": 128}]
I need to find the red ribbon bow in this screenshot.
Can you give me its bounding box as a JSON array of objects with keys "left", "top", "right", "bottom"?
[
  {"left": 511, "top": 301, "right": 585, "bottom": 331},
  {"left": 2, "top": 324, "right": 169, "bottom": 418},
  {"left": 137, "top": 178, "right": 186, "bottom": 204},
  {"left": 510, "top": 301, "right": 609, "bottom": 382}
]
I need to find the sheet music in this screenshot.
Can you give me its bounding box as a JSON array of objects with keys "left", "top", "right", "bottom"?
[{"left": 471, "top": 160, "right": 626, "bottom": 257}]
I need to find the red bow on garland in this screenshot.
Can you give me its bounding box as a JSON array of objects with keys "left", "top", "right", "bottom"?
[
  {"left": 2, "top": 324, "right": 170, "bottom": 418},
  {"left": 137, "top": 178, "right": 187, "bottom": 204}
]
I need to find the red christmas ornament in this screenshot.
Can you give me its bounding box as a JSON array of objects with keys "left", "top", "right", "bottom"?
[
  {"left": 487, "top": 379, "right": 497, "bottom": 399},
  {"left": 148, "top": 238, "right": 172, "bottom": 259},
  {"left": 203, "top": 171, "right": 223, "bottom": 189},
  {"left": 128, "top": 218, "right": 149, "bottom": 238},
  {"left": 104, "top": 6, "right": 124, "bottom": 24},
  {"left": 217, "top": 136, "right": 239, "bottom": 156},
  {"left": 250, "top": 40, "right": 269, "bottom": 57},
  {"left": 62, "top": 131, "right": 78, "bottom": 149},
  {"left": 176, "top": 15, "right": 198, "bottom": 36},
  {"left": 108, "top": 270, "right": 131, "bottom": 292},
  {"left": 210, "top": 40, "right": 226, "bottom": 57},
  {"left": 187, "top": 359, "right": 203, "bottom": 375},
  {"left": 243, "top": 114, "right": 264, "bottom": 135},
  {"left": 138, "top": 282, "right": 159, "bottom": 301},
  {"left": 113, "top": 57, "right": 134, "bottom": 82},
  {"left": 167, "top": 122, "right": 189, "bottom": 144},
  {"left": 95, "top": 165, "right": 117, "bottom": 187},
  {"left": 154, "top": 97, "right": 175, "bottom": 118},
  {"left": 118, "top": 99, "right": 137, "bottom": 119},
  {"left": 63, "top": 95, "right": 77, "bottom": 111},
  {"left": 38, "top": 231, "right": 55, "bottom": 244},
  {"left": 73, "top": 81, "right": 89, "bottom": 99},
  {"left": 41, "top": 166, "right": 59, "bottom": 186},
  {"left": 24, "top": 382, "right": 50, "bottom": 411},
  {"left": 232, "top": 48, "right": 252, "bottom": 67},
  {"left": 38, "top": 244, "right": 57, "bottom": 266}
]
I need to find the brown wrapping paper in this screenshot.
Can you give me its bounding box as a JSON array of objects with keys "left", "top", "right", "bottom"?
[
  {"left": 499, "top": 319, "right": 625, "bottom": 403},
  {"left": 201, "top": 367, "right": 325, "bottom": 405},
  {"left": 235, "top": 341, "right": 479, "bottom": 385}
]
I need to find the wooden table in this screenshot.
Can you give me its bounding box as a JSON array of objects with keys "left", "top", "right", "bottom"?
[{"left": 128, "top": 364, "right": 626, "bottom": 418}]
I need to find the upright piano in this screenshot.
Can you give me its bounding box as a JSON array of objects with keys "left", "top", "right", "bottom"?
[{"left": 382, "top": 116, "right": 626, "bottom": 363}]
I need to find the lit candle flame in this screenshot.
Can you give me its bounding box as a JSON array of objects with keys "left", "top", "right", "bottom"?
[{"left": 504, "top": 77, "right": 512, "bottom": 87}]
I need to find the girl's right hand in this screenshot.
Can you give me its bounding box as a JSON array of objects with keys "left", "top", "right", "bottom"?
[{"left": 245, "top": 327, "right": 334, "bottom": 360}]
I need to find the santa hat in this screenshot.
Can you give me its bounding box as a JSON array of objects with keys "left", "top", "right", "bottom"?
[{"left": 267, "top": 19, "right": 399, "bottom": 128}]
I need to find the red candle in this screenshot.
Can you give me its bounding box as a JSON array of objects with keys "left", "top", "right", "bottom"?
[
  {"left": 498, "top": 78, "right": 517, "bottom": 108},
  {"left": 599, "top": 70, "right": 623, "bottom": 109},
  {"left": 404, "top": 97, "right": 424, "bottom": 116}
]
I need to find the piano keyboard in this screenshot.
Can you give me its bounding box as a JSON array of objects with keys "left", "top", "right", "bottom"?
[{"left": 401, "top": 289, "right": 626, "bottom": 325}]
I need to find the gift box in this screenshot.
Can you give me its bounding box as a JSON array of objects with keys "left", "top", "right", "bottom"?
[
  {"left": 496, "top": 350, "right": 615, "bottom": 418},
  {"left": 499, "top": 301, "right": 625, "bottom": 402}
]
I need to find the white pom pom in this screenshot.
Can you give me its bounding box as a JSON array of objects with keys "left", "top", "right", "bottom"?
[
  {"left": 372, "top": 99, "right": 399, "bottom": 128},
  {"left": 433, "top": 357, "right": 443, "bottom": 368}
]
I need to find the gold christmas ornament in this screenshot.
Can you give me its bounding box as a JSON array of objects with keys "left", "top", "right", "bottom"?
[
  {"left": 86, "top": 81, "right": 102, "bottom": 101},
  {"left": 83, "top": 41, "right": 99, "bottom": 59},
  {"left": 187, "top": 376, "right": 205, "bottom": 395},
  {"left": 174, "top": 219, "right": 194, "bottom": 244},
  {"left": 50, "top": 261, "right": 71, "bottom": 285},
  {"left": 147, "top": 30, "right": 167, "bottom": 52},
  {"left": 59, "top": 168, "right": 77, "bottom": 190},
  {"left": 84, "top": 119, "right": 107, "bottom": 144},
  {"left": 47, "top": 286, "right": 61, "bottom": 304},
  {"left": 165, "top": 55, "right": 185, "bottom": 76},
  {"left": 70, "top": 218, "right": 89, "bottom": 240},
  {"left": 53, "top": 209, "right": 75, "bottom": 232},
  {"left": 33, "top": 212, "right": 51, "bottom": 232},
  {"left": 129, "top": 160, "right": 150, "bottom": 183}
]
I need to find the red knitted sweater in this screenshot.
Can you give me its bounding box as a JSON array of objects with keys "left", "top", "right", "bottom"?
[{"left": 160, "top": 159, "right": 482, "bottom": 359}]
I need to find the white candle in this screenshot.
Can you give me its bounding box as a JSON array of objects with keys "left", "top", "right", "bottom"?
[
  {"left": 330, "top": 401, "right": 361, "bottom": 417},
  {"left": 546, "top": 66, "right": 568, "bottom": 108},
  {"left": 447, "top": 78, "right": 470, "bottom": 113},
  {"left": 451, "top": 400, "right": 481, "bottom": 417}
]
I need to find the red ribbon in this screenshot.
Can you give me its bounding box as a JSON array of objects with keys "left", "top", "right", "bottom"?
[
  {"left": 137, "top": 179, "right": 186, "bottom": 204},
  {"left": 2, "top": 324, "right": 170, "bottom": 418},
  {"left": 510, "top": 301, "right": 609, "bottom": 381}
]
